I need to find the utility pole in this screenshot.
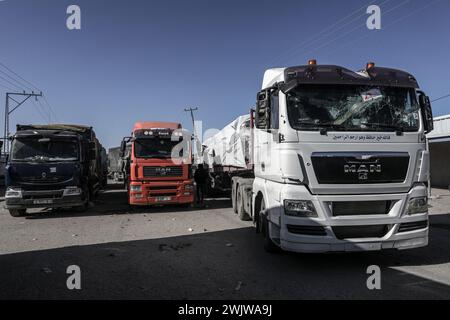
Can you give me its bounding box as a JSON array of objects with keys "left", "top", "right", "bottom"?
[
  {"left": 3, "top": 91, "right": 43, "bottom": 154},
  {"left": 184, "top": 107, "right": 201, "bottom": 164}
]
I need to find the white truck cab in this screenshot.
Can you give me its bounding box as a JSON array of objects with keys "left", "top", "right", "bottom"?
[{"left": 248, "top": 61, "right": 434, "bottom": 253}]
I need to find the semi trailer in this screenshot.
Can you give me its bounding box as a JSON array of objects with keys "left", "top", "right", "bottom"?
[
  {"left": 120, "top": 121, "right": 194, "bottom": 206},
  {"left": 203, "top": 61, "right": 434, "bottom": 253},
  {"left": 107, "top": 146, "right": 125, "bottom": 181},
  {"left": 4, "top": 124, "right": 105, "bottom": 217}
]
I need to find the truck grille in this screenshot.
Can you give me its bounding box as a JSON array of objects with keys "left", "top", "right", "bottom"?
[
  {"left": 311, "top": 152, "right": 409, "bottom": 184},
  {"left": 332, "top": 225, "right": 389, "bottom": 240},
  {"left": 22, "top": 190, "right": 64, "bottom": 200},
  {"left": 21, "top": 176, "right": 70, "bottom": 184},
  {"left": 332, "top": 201, "right": 391, "bottom": 216},
  {"left": 143, "top": 166, "right": 183, "bottom": 178}
]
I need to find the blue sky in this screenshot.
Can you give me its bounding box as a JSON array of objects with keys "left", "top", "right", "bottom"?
[{"left": 0, "top": 0, "right": 449, "bottom": 148}]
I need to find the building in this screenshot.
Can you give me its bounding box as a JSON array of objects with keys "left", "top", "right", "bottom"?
[{"left": 427, "top": 114, "right": 450, "bottom": 188}]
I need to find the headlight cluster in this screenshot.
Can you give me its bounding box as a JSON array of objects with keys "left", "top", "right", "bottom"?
[
  {"left": 284, "top": 200, "right": 317, "bottom": 217},
  {"left": 184, "top": 184, "right": 194, "bottom": 191},
  {"left": 408, "top": 197, "right": 428, "bottom": 215},
  {"left": 5, "top": 188, "right": 23, "bottom": 199}
]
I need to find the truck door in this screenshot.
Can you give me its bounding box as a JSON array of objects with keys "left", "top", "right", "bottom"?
[{"left": 254, "top": 89, "right": 281, "bottom": 182}]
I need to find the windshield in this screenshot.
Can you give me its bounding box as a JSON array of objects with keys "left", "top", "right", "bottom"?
[
  {"left": 286, "top": 85, "right": 420, "bottom": 132},
  {"left": 11, "top": 138, "right": 79, "bottom": 162},
  {"left": 134, "top": 138, "right": 182, "bottom": 158}
]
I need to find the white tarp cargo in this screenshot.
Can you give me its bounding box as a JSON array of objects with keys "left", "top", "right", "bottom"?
[{"left": 203, "top": 115, "right": 251, "bottom": 169}]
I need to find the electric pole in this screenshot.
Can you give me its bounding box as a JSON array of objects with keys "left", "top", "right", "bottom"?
[
  {"left": 184, "top": 107, "right": 201, "bottom": 164},
  {"left": 3, "top": 91, "right": 43, "bottom": 154}
]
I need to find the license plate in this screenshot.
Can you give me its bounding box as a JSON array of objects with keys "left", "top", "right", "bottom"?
[
  {"left": 33, "top": 199, "right": 53, "bottom": 205},
  {"left": 155, "top": 196, "right": 172, "bottom": 202}
]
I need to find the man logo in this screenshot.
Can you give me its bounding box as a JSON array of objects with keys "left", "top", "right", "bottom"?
[
  {"left": 156, "top": 167, "right": 171, "bottom": 176},
  {"left": 41, "top": 172, "right": 47, "bottom": 179},
  {"left": 344, "top": 164, "right": 381, "bottom": 180}
]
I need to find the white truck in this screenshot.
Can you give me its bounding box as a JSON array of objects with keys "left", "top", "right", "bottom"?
[{"left": 203, "top": 61, "right": 434, "bottom": 253}]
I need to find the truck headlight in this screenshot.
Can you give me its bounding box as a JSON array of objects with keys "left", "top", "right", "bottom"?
[
  {"left": 284, "top": 200, "right": 317, "bottom": 217},
  {"left": 5, "top": 187, "right": 23, "bottom": 199},
  {"left": 63, "top": 187, "right": 82, "bottom": 196},
  {"left": 184, "top": 184, "right": 194, "bottom": 191},
  {"left": 408, "top": 197, "right": 428, "bottom": 215},
  {"left": 130, "top": 185, "right": 142, "bottom": 192}
]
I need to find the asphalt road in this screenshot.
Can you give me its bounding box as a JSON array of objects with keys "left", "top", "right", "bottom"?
[{"left": 0, "top": 184, "right": 450, "bottom": 300}]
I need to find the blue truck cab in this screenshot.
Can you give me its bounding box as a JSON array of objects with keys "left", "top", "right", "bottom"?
[{"left": 4, "top": 124, "right": 103, "bottom": 217}]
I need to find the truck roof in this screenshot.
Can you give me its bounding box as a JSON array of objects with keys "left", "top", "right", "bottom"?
[
  {"left": 262, "top": 64, "right": 419, "bottom": 90},
  {"left": 133, "top": 122, "right": 182, "bottom": 131},
  {"left": 16, "top": 124, "right": 93, "bottom": 133},
  {"left": 15, "top": 124, "right": 98, "bottom": 143}
]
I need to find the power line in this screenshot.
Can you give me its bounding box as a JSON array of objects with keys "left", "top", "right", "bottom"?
[
  {"left": 319, "top": 0, "right": 443, "bottom": 63},
  {"left": 0, "top": 68, "right": 33, "bottom": 91},
  {"left": 0, "top": 60, "right": 58, "bottom": 122},
  {"left": 0, "top": 82, "right": 15, "bottom": 92},
  {"left": 296, "top": 0, "right": 410, "bottom": 60},
  {"left": 432, "top": 93, "right": 450, "bottom": 103},
  {"left": 37, "top": 97, "right": 52, "bottom": 122},
  {"left": 3, "top": 91, "right": 43, "bottom": 153},
  {"left": 273, "top": 0, "right": 393, "bottom": 66},
  {"left": 0, "top": 73, "right": 24, "bottom": 91},
  {"left": 0, "top": 61, "right": 41, "bottom": 92},
  {"left": 42, "top": 95, "right": 58, "bottom": 122},
  {"left": 31, "top": 98, "right": 50, "bottom": 123}
]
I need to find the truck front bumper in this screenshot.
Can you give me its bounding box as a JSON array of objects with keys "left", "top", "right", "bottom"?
[
  {"left": 129, "top": 180, "right": 194, "bottom": 206},
  {"left": 269, "top": 184, "right": 429, "bottom": 253},
  {"left": 5, "top": 189, "right": 85, "bottom": 210}
]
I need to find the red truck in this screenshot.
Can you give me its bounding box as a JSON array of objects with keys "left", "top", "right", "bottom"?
[{"left": 120, "top": 122, "right": 194, "bottom": 206}]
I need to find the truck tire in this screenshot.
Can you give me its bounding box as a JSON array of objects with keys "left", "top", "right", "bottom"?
[
  {"left": 74, "top": 188, "right": 90, "bottom": 212},
  {"left": 9, "top": 209, "right": 26, "bottom": 217},
  {"left": 260, "top": 199, "right": 281, "bottom": 253},
  {"left": 237, "top": 187, "right": 251, "bottom": 221}
]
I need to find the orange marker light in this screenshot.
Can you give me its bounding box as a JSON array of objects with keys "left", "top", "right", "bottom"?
[
  {"left": 366, "top": 62, "right": 375, "bottom": 70},
  {"left": 308, "top": 59, "right": 317, "bottom": 65}
]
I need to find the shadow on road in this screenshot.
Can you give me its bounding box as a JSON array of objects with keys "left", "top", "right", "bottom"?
[{"left": 1, "top": 221, "right": 450, "bottom": 299}]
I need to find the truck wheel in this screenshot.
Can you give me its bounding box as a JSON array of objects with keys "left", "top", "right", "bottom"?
[
  {"left": 260, "top": 199, "right": 280, "bottom": 253},
  {"left": 237, "top": 187, "right": 251, "bottom": 221},
  {"left": 9, "top": 209, "right": 26, "bottom": 217},
  {"left": 74, "top": 189, "right": 90, "bottom": 212}
]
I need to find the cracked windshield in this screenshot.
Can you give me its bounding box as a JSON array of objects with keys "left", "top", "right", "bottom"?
[{"left": 287, "top": 85, "right": 420, "bottom": 132}]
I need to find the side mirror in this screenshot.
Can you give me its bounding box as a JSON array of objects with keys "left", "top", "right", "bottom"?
[
  {"left": 419, "top": 93, "right": 434, "bottom": 134},
  {"left": 255, "top": 90, "right": 271, "bottom": 130},
  {"left": 119, "top": 139, "right": 127, "bottom": 158}
]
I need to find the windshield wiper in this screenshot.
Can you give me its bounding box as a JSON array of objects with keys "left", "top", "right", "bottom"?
[
  {"left": 295, "top": 122, "right": 348, "bottom": 135},
  {"left": 360, "top": 122, "right": 405, "bottom": 135}
]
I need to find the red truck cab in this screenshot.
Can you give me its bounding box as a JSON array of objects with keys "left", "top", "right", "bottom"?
[{"left": 122, "top": 122, "right": 194, "bottom": 206}]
